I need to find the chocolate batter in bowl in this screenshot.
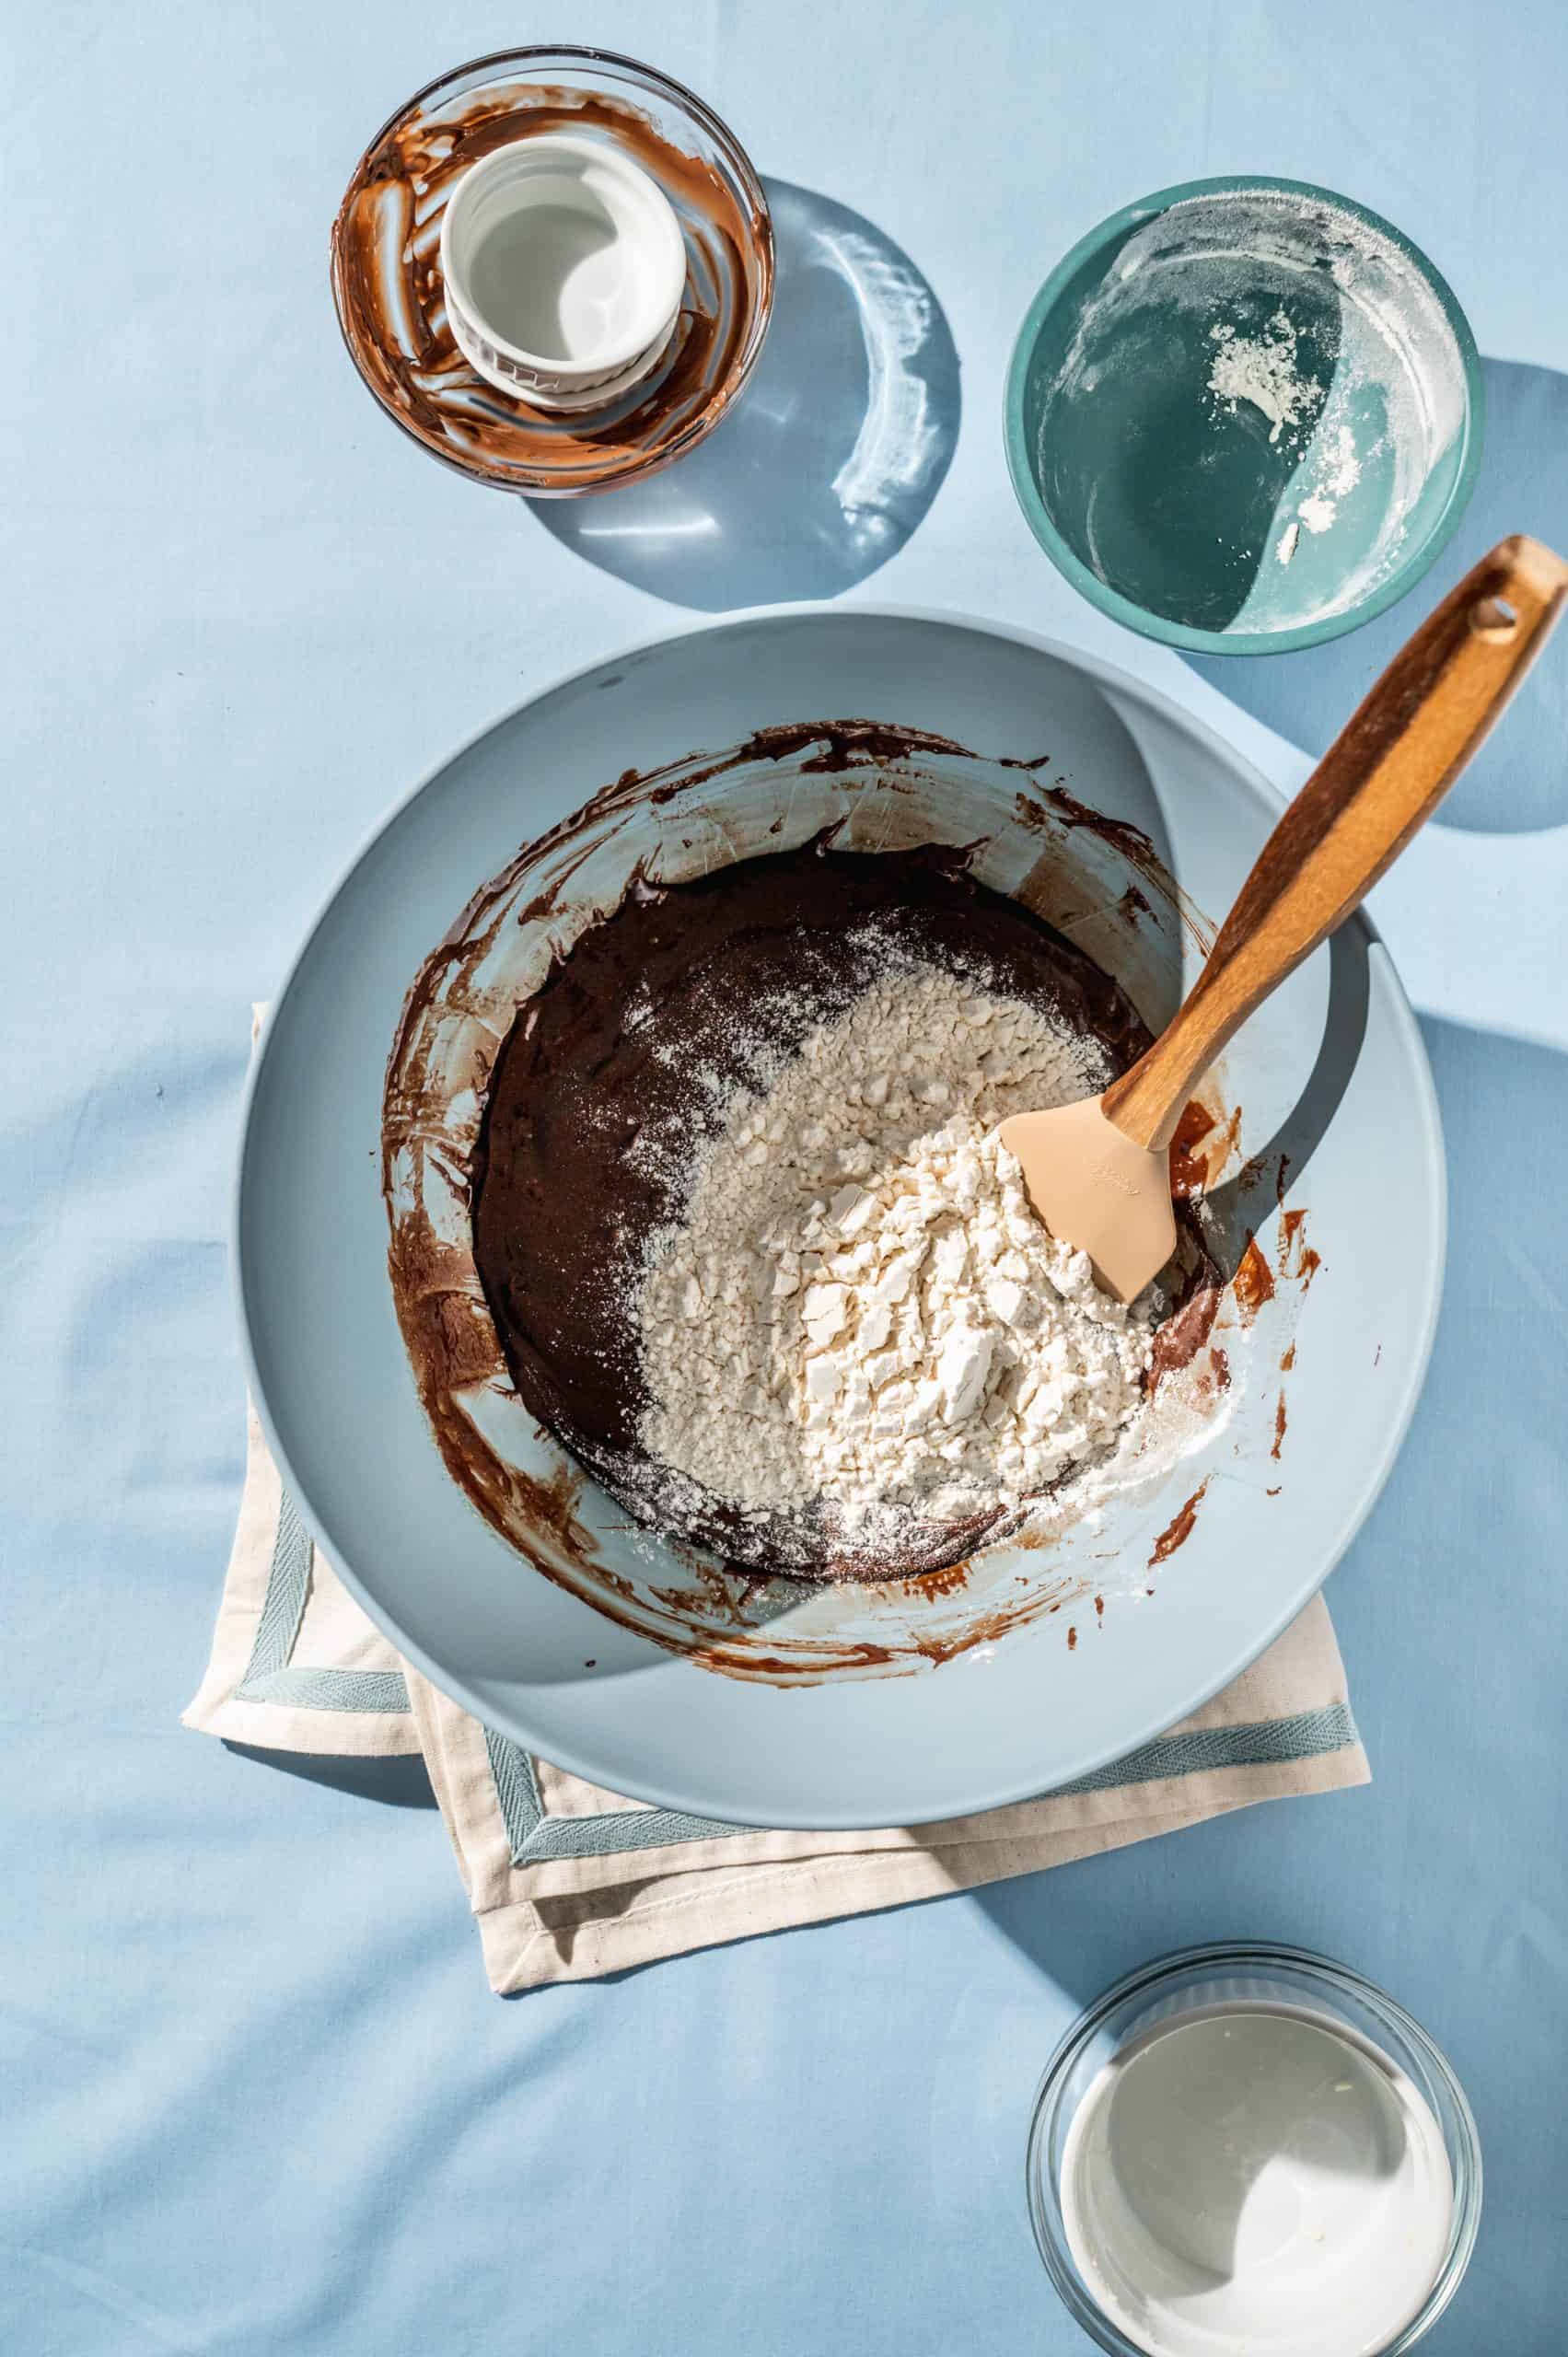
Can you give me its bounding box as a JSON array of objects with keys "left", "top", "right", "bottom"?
[
  {"left": 331, "top": 49, "right": 773, "bottom": 496},
  {"left": 240, "top": 610, "right": 1442, "bottom": 1814},
  {"left": 382, "top": 720, "right": 1244, "bottom": 1677}
]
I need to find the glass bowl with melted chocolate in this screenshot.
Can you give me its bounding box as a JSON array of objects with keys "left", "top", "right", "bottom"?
[{"left": 331, "top": 48, "right": 773, "bottom": 496}]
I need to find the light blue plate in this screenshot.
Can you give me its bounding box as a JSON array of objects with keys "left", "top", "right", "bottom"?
[{"left": 236, "top": 610, "right": 1444, "bottom": 1829}]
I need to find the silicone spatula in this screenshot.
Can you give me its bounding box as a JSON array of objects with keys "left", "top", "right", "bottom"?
[{"left": 999, "top": 535, "right": 1568, "bottom": 1302}]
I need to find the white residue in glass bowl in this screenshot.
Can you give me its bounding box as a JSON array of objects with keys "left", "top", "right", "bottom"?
[{"left": 1206, "top": 311, "right": 1320, "bottom": 445}]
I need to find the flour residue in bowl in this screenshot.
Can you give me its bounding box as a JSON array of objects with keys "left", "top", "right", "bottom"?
[
  {"left": 1293, "top": 420, "right": 1364, "bottom": 535},
  {"left": 1205, "top": 314, "right": 1369, "bottom": 556},
  {"left": 1039, "top": 186, "right": 1470, "bottom": 636},
  {"left": 1206, "top": 312, "right": 1320, "bottom": 445}
]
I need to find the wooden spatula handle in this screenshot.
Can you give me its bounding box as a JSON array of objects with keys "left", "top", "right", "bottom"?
[{"left": 1102, "top": 534, "right": 1568, "bottom": 1152}]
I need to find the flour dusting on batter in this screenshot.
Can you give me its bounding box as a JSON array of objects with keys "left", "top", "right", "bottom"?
[
  {"left": 470, "top": 837, "right": 1230, "bottom": 1580},
  {"left": 637, "top": 956, "right": 1155, "bottom": 1539}
]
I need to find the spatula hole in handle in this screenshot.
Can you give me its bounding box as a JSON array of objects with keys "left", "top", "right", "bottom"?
[{"left": 1470, "top": 596, "right": 1518, "bottom": 639}]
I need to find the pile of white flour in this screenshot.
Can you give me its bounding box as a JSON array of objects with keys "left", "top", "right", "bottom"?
[
  {"left": 635, "top": 954, "right": 1156, "bottom": 1542},
  {"left": 1206, "top": 311, "right": 1321, "bottom": 445}
]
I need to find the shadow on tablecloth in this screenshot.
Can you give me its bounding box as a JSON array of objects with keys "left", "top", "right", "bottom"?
[{"left": 526, "top": 179, "right": 959, "bottom": 610}]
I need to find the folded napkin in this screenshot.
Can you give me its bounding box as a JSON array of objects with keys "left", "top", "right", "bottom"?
[{"left": 186, "top": 1402, "right": 1368, "bottom": 1991}]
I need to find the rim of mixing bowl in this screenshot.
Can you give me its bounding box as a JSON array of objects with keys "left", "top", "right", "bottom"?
[
  {"left": 1024, "top": 1940, "right": 1483, "bottom": 2356},
  {"left": 329, "top": 44, "right": 774, "bottom": 496},
  {"left": 1004, "top": 174, "right": 1485, "bottom": 657}
]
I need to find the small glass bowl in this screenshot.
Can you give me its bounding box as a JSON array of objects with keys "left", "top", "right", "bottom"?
[
  {"left": 331, "top": 47, "right": 773, "bottom": 497},
  {"left": 1005, "top": 176, "right": 1484, "bottom": 655},
  {"left": 1026, "top": 1943, "right": 1482, "bottom": 2356}
]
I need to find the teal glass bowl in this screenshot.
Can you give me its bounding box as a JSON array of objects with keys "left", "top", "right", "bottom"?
[{"left": 1005, "top": 177, "right": 1484, "bottom": 656}]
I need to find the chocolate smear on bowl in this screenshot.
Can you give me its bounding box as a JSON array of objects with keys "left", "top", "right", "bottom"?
[
  {"left": 1148, "top": 1478, "right": 1210, "bottom": 1566},
  {"left": 1169, "top": 1099, "right": 1216, "bottom": 1200},
  {"left": 1232, "top": 1234, "right": 1277, "bottom": 1322}
]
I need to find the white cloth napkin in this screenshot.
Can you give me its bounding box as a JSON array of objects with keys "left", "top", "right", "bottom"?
[{"left": 186, "top": 1399, "right": 1368, "bottom": 1991}]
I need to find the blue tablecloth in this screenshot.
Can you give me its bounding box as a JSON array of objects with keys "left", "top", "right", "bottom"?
[{"left": 6, "top": 5, "right": 1565, "bottom": 2349}]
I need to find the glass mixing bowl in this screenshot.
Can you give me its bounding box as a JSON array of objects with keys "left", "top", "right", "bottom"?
[{"left": 1026, "top": 1942, "right": 1482, "bottom": 2355}]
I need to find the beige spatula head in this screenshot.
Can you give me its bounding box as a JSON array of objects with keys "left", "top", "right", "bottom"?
[
  {"left": 999, "top": 1097, "right": 1176, "bottom": 1305},
  {"left": 1002, "top": 534, "right": 1568, "bottom": 1303}
]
